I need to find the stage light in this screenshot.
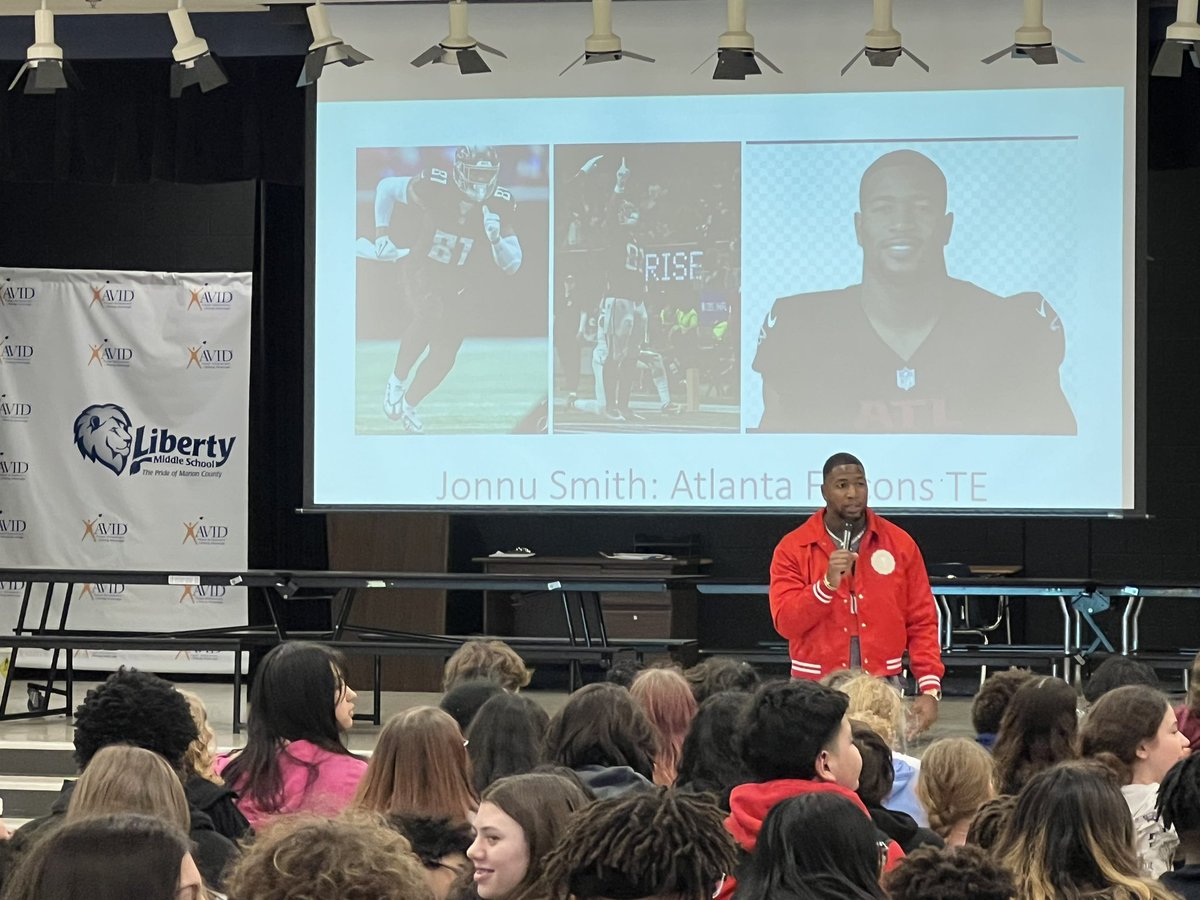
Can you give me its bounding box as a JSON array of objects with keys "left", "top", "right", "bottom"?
[
  {"left": 412, "top": 0, "right": 505, "bottom": 75},
  {"left": 1153, "top": 0, "right": 1200, "bottom": 77},
  {"left": 300, "top": 2, "right": 371, "bottom": 87},
  {"left": 9, "top": 4, "right": 77, "bottom": 96},
  {"left": 168, "top": 2, "right": 228, "bottom": 98},
  {"left": 560, "top": 0, "right": 654, "bottom": 76},
  {"left": 693, "top": 0, "right": 780, "bottom": 80},
  {"left": 982, "top": 0, "right": 1081, "bottom": 65},
  {"left": 841, "top": 0, "right": 928, "bottom": 76}
]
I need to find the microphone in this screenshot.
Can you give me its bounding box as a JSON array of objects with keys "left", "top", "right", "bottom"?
[{"left": 841, "top": 521, "right": 853, "bottom": 551}]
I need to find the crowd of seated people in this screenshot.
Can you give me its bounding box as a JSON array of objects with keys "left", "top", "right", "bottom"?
[{"left": 4, "top": 639, "right": 1200, "bottom": 900}]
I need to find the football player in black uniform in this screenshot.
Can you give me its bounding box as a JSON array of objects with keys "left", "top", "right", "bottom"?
[
  {"left": 374, "top": 145, "right": 522, "bottom": 432},
  {"left": 753, "top": 149, "right": 1076, "bottom": 435}
]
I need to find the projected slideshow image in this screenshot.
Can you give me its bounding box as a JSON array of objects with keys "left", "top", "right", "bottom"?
[
  {"left": 354, "top": 144, "right": 550, "bottom": 435},
  {"left": 552, "top": 143, "right": 741, "bottom": 434},
  {"left": 744, "top": 140, "right": 1079, "bottom": 436}
]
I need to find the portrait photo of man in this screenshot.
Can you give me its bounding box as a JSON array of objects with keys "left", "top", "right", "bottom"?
[{"left": 751, "top": 148, "right": 1077, "bottom": 435}]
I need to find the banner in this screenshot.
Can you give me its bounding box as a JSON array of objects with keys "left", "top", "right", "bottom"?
[{"left": 0, "top": 267, "right": 251, "bottom": 673}]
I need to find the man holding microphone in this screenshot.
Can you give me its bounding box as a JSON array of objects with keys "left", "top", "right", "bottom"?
[{"left": 769, "top": 452, "right": 944, "bottom": 736}]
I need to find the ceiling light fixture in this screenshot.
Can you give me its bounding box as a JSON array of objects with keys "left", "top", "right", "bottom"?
[
  {"left": 693, "top": 0, "right": 780, "bottom": 80},
  {"left": 168, "top": 1, "right": 228, "bottom": 98},
  {"left": 560, "top": 0, "right": 654, "bottom": 76},
  {"left": 841, "top": 0, "right": 928, "bottom": 76},
  {"left": 982, "top": 0, "right": 1081, "bottom": 65},
  {"left": 412, "top": 0, "right": 505, "bottom": 75},
  {"left": 1152, "top": 0, "right": 1200, "bottom": 76},
  {"left": 300, "top": 2, "right": 371, "bottom": 86},
  {"left": 9, "top": 2, "right": 76, "bottom": 95}
]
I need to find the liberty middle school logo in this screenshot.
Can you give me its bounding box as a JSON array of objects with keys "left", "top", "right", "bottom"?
[{"left": 73, "top": 403, "right": 237, "bottom": 477}]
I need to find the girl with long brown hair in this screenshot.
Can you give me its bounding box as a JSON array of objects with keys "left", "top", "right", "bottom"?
[
  {"left": 354, "top": 706, "right": 478, "bottom": 821},
  {"left": 630, "top": 667, "right": 697, "bottom": 786},
  {"left": 991, "top": 675, "right": 1079, "bottom": 795}
]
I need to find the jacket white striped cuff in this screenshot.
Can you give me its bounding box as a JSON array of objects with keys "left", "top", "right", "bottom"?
[{"left": 812, "top": 579, "right": 833, "bottom": 603}]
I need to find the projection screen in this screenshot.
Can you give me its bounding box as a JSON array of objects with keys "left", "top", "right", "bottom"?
[{"left": 309, "top": 0, "right": 1140, "bottom": 513}]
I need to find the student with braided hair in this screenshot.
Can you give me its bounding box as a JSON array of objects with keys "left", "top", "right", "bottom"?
[
  {"left": 1157, "top": 754, "right": 1200, "bottom": 899},
  {"left": 538, "top": 788, "right": 737, "bottom": 900}
]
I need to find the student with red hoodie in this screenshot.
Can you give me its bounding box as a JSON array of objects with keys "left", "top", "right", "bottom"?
[{"left": 719, "top": 680, "right": 903, "bottom": 900}]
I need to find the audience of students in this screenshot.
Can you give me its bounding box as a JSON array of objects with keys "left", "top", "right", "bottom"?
[
  {"left": 466, "top": 692, "right": 550, "bottom": 794},
  {"left": 684, "top": 656, "right": 761, "bottom": 703},
  {"left": 9, "top": 639, "right": 1200, "bottom": 900},
  {"left": 991, "top": 675, "right": 1080, "bottom": 795},
  {"left": 354, "top": 706, "right": 478, "bottom": 822},
  {"left": 1083, "top": 656, "right": 1161, "bottom": 706},
  {"left": 916, "top": 737, "right": 997, "bottom": 846},
  {"left": 1080, "top": 683, "right": 1190, "bottom": 879},
  {"left": 629, "top": 666, "right": 698, "bottom": 786},
  {"left": 215, "top": 642, "right": 367, "bottom": 830}
]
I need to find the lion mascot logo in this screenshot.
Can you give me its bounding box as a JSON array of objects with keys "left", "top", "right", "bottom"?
[{"left": 73, "top": 404, "right": 134, "bottom": 476}]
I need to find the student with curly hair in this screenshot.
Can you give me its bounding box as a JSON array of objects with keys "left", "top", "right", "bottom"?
[
  {"left": 465, "top": 773, "right": 591, "bottom": 900},
  {"left": 538, "top": 788, "right": 737, "bottom": 900},
  {"left": 387, "top": 815, "right": 474, "bottom": 900},
  {"left": 630, "top": 667, "right": 698, "bottom": 786},
  {"left": 215, "top": 642, "right": 366, "bottom": 829},
  {"left": 965, "top": 793, "right": 1018, "bottom": 852},
  {"left": 1080, "top": 684, "right": 1189, "bottom": 878},
  {"left": 224, "top": 812, "right": 432, "bottom": 900},
  {"left": 971, "top": 668, "right": 1034, "bottom": 750},
  {"left": 443, "top": 640, "right": 532, "bottom": 693},
  {"left": 851, "top": 722, "right": 942, "bottom": 854},
  {"left": 676, "top": 691, "right": 755, "bottom": 810},
  {"left": 916, "top": 738, "right": 997, "bottom": 846},
  {"left": 733, "top": 793, "right": 888, "bottom": 900},
  {"left": 683, "top": 657, "right": 760, "bottom": 703},
  {"left": 0, "top": 668, "right": 235, "bottom": 889},
  {"left": 2, "top": 813, "right": 202, "bottom": 900},
  {"left": 994, "top": 761, "right": 1178, "bottom": 900},
  {"left": 355, "top": 707, "right": 478, "bottom": 822},
  {"left": 885, "top": 844, "right": 1017, "bottom": 900},
  {"left": 1157, "top": 754, "right": 1200, "bottom": 899},
  {"left": 466, "top": 693, "right": 549, "bottom": 794},
  {"left": 991, "top": 676, "right": 1079, "bottom": 795},
  {"left": 543, "top": 682, "right": 658, "bottom": 798}
]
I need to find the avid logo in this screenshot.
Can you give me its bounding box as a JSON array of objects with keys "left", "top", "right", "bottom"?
[
  {"left": 0, "top": 582, "right": 24, "bottom": 599},
  {"left": 0, "top": 278, "right": 36, "bottom": 307},
  {"left": 81, "top": 512, "right": 129, "bottom": 543},
  {"left": 186, "top": 283, "right": 235, "bottom": 313},
  {"left": 1, "top": 335, "right": 34, "bottom": 365},
  {"left": 0, "top": 394, "right": 32, "bottom": 422},
  {"left": 79, "top": 583, "right": 127, "bottom": 602},
  {"left": 87, "top": 339, "right": 135, "bottom": 368},
  {"left": 0, "top": 510, "right": 28, "bottom": 540},
  {"left": 73, "top": 403, "right": 237, "bottom": 477},
  {"left": 179, "top": 584, "right": 228, "bottom": 604},
  {"left": 0, "top": 450, "right": 30, "bottom": 481},
  {"left": 186, "top": 340, "right": 234, "bottom": 371},
  {"left": 89, "top": 280, "right": 135, "bottom": 309},
  {"left": 182, "top": 516, "right": 230, "bottom": 547}
]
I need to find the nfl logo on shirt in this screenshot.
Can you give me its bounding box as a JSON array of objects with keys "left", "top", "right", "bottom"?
[{"left": 896, "top": 367, "right": 916, "bottom": 391}]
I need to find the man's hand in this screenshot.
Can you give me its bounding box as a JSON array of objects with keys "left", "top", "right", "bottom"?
[
  {"left": 374, "top": 235, "right": 402, "bottom": 260},
  {"left": 482, "top": 205, "right": 501, "bottom": 244},
  {"left": 908, "top": 693, "right": 939, "bottom": 740},
  {"left": 579, "top": 154, "right": 604, "bottom": 175},
  {"left": 826, "top": 549, "right": 857, "bottom": 588}
]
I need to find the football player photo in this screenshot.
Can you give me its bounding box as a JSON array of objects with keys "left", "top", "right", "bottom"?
[
  {"left": 552, "top": 143, "right": 742, "bottom": 435},
  {"left": 354, "top": 145, "right": 550, "bottom": 435}
]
